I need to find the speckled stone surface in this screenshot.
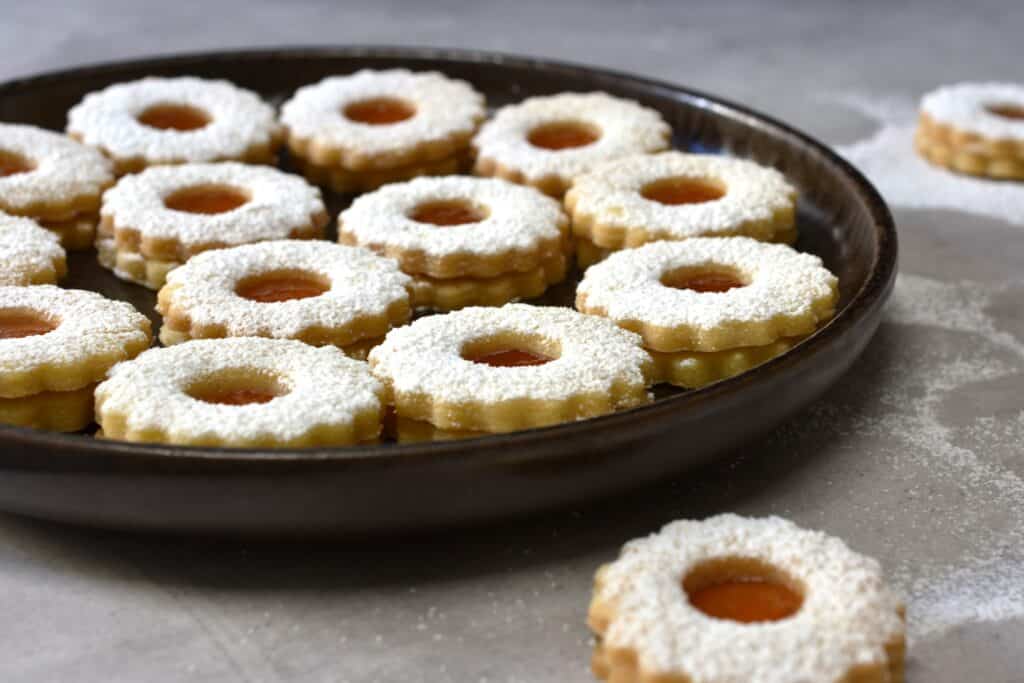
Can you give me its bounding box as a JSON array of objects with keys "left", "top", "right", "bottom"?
[{"left": 1, "top": 1, "right": 1023, "bottom": 681}]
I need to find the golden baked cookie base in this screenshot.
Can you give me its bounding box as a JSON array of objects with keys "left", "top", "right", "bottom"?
[
  {"left": 650, "top": 337, "right": 800, "bottom": 389},
  {"left": 39, "top": 214, "right": 98, "bottom": 251},
  {"left": 387, "top": 415, "right": 485, "bottom": 443},
  {"left": 587, "top": 563, "right": 906, "bottom": 683},
  {"left": 297, "top": 154, "right": 467, "bottom": 194},
  {"left": 0, "top": 384, "right": 96, "bottom": 432},
  {"left": 409, "top": 250, "right": 569, "bottom": 311},
  {"left": 473, "top": 155, "right": 575, "bottom": 198},
  {"left": 96, "top": 238, "right": 179, "bottom": 290},
  {"left": 576, "top": 279, "right": 836, "bottom": 353},
  {"left": 915, "top": 127, "right": 1024, "bottom": 180},
  {"left": 918, "top": 111, "right": 1024, "bottom": 157}
]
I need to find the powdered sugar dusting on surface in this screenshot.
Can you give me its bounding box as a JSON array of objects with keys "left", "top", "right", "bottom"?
[
  {"left": 0, "top": 213, "right": 65, "bottom": 285},
  {"left": 828, "top": 91, "right": 1024, "bottom": 227}
]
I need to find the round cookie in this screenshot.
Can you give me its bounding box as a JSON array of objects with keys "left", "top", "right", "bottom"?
[
  {"left": 156, "top": 240, "right": 412, "bottom": 348},
  {"left": 576, "top": 237, "right": 837, "bottom": 352},
  {"left": 0, "top": 213, "right": 66, "bottom": 286},
  {"left": 67, "top": 76, "right": 283, "bottom": 174},
  {"left": 566, "top": 151, "right": 798, "bottom": 250},
  {"left": 473, "top": 92, "right": 671, "bottom": 196},
  {"left": 368, "top": 303, "right": 655, "bottom": 432},
  {"left": 589, "top": 514, "right": 905, "bottom": 683},
  {"left": 95, "top": 338, "right": 386, "bottom": 448}
]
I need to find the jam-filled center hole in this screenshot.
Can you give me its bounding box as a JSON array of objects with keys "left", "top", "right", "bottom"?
[
  {"left": 344, "top": 97, "right": 416, "bottom": 125},
  {"left": 461, "top": 335, "right": 559, "bottom": 368},
  {"left": 138, "top": 104, "right": 211, "bottom": 131},
  {"left": 641, "top": 176, "right": 726, "bottom": 205},
  {"left": 187, "top": 371, "right": 288, "bottom": 406},
  {"left": 527, "top": 121, "right": 601, "bottom": 150},
  {"left": 683, "top": 558, "right": 804, "bottom": 624},
  {"left": 661, "top": 266, "right": 747, "bottom": 293},
  {"left": 0, "top": 309, "right": 57, "bottom": 340},
  {"left": 0, "top": 149, "right": 35, "bottom": 177},
  {"left": 236, "top": 269, "right": 330, "bottom": 303},
  {"left": 164, "top": 184, "right": 250, "bottom": 215},
  {"left": 986, "top": 103, "right": 1024, "bottom": 121},
  {"left": 409, "top": 199, "right": 489, "bottom": 226}
]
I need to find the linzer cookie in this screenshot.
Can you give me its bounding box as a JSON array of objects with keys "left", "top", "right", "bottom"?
[
  {"left": 368, "top": 304, "right": 654, "bottom": 432},
  {"left": 156, "top": 240, "right": 412, "bottom": 349},
  {"left": 0, "top": 123, "right": 114, "bottom": 249},
  {"left": 566, "top": 152, "right": 797, "bottom": 267},
  {"left": 576, "top": 238, "right": 836, "bottom": 387},
  {"left": 67, "top": 76, "right": 283, "bottom": 174},
  {"left": 97, "top": 162, "right": 328, "bottom": 289},
  {"left": 95, "top": 338, "right": 386, "bottom": 448},
  {"left": 0, "top": 286, "right": 151, "bottom": 432},
  {"left": 472, "top": 92, "right": 671, "bottom": 197},
  {"left": 339, "top": 176, "right": 570, "bottom": 310},
  {"left": 589, "top": 514, "right": 905, "bottom": 683},
  {"left": 916, "top": 82, "right": 1024, "bottom": 180},
  {"left": 0, "top": 213, "right": 66, "bottom": 286},
  {"left": 281, "top": 69, "right": 485, "bottom": 191}
]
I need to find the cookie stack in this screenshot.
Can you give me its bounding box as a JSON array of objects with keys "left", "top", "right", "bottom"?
[
  {"left": 281, "top": 70, "right": 486, "bottom": 193},
  {"left": 915, "top": 82, "right": 1024, "bottom": 181},
  {"left": 339, "top": 176, "right": 571, "bottom": 311}
]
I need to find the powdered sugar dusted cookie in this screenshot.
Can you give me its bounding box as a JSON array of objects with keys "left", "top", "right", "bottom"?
[
  {"left": 368, "top": 303, "right": 654, "bottom": 432},
  {"left": 0, "top": 286, "right": 151, "bottom": 401},
  {"left": 281, "top": 69, "right": 486, "bottom": 171},
  {"left": 0, "top": 213, "right": 66, "bottom": 286},
  {"left": 473, "top": 92, "right": 671, "bottom": 197},
  {"left": 338, "top": 176, "right": 568, "bottom": 278},
  {"left": 589, "top": 514, "right": 905, "bottom": 683},
  {"left": 157, "top": 240, "right": 412, "bottom": 348},
  {"left": 95, "top": 338, "right": 386, "bottom": 447},
  {"left": 67, "top": 76, "right": 282, "bottom": 174},
  {"left": 566, "top": 151, "right": 797, "bottom": 250},
  {"left": 95, "top": 237, "right": 178, "bottom": 291},
  {"left": 650, "top": 337, "right": 801, "bottom": 389},
  {"left": 100, "top": 162, "right": 327, "bottom": 262},
  {"left": 296, "top": 153, "right": 466, "bottom": 194},
  {"left": 576, "top": 238, "right": 837, "bottom": 352},
  {"left": 916, "top": 82, "right": 1024, "bottom": 180}
]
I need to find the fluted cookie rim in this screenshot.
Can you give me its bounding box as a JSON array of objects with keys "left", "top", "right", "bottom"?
[{"left": 0, "top": 213, "right": 67, "bottom": 286}]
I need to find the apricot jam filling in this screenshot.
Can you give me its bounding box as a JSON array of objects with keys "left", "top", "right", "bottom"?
[
  {"left": 683, "top": 558, "right": 803, "bottom": 624},
  {"left": 344, "top": 97, "right": 416, "bottom": 125},
  {"left": 661, "top": 267, "right": 746, "bottom": 293},
  {"left": 464, "top": 348, "right": 552, "bottom": 367},
  {"left": 0, "top": 310, "right": 56, "bottom": 340},
  {"left": 641, "top": 176, "right": 726, "bottom": 205},
  {"left": 0, "top": 149, "right": 35, "bottom": 177},
  {"left": 235, "top": 270, "right": 330, "bottom": 303},
  {"left": 527, "top": 121, "right": 601, "bottom": 150},
  {"left": 164, "top": 185, "right": 250, "bottom": 214},
  {"left": 187, "top": 372, "right": 286, "bottom": 406},
  {"left": 986, "top": 103, "right": 1024, "bottom": 121},
  {"left": 409, "top": 199, "right": 487, "bottom": 226},
  {"left": 137, "top": 104, "right": 211, "bottom": 131}
]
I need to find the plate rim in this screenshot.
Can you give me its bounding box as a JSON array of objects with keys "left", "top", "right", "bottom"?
[{"left": 0, "top": 45, "right": 897, "bottom": 469}]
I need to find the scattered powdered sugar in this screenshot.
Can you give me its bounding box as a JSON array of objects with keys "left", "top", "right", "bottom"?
[
  {"left": 473, "top": 92, "right": 671, "bottom": 185},
  {"left": 67, "top": 76, "right": 281, "bottom": 168},
  {"left": 828, "top": 91, "right": 1024, "bottom": 227},
  {"left": 921, "top": 82, "right": 1024, "bottom": 141},
  {"left": 567, "top": 151, "right": 796, "bottom": 243},
  {"left": 0, "top": 213, "right": 65, "bottom": 285},
  {"left": 595, "top": 514, "right": 903, "bottom": 682},
  {"left": 161, "top": 240, "right": 411, "bottom": 340}
]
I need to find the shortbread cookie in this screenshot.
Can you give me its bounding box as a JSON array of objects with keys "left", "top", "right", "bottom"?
[
  {"left": 100, "top": 162, "right": 327, "bottom": 263},
  {"left": 389, "top": 415, "right": 485, "bottom": 443},
  {"left": 295, "top": 153, "right": 466, "bottom": 194},
  {"left": 39, "top": 214, "right": 99, "bottom": 251},
  {"left": 67, "top": 76, "right": 283, "bottom": 174},
  {"left": 409, "top": 250, "right": 569, "bottom": 311},
  {"left": 473, "top": 92, "right": 671, "bottom": 196},
  {"left": 95, "top": 237, "right": 179, "bottom": 290},
  {"left": 156, "top": 240, "right": 412, "bottom": 347},
  {"left": 368, "top": 303, "right": 654, "bottom": 432},
  {"left": 576, "top": 238, "right": 837, "bottom": 352},
  {"left": 0, "top": 213, "right": 66, "bottom": 286},
  {"left": 338, "top": 176, "right": 569, "bottom": 278},
  {"left": 651, "top": 337, "right": 801, "bottom": 389},
  {"left": 0, "top": 385, "right": 96, "bottom": 432},
  {"left": 566, "top": 152, "right": 797, "bottom": 250},
  {"left": 281, "top": 69, "right": 486, "bottom": 172},
  {"left": 95, "top": 338, "right": 386, "bottom": 447},
  {"left": 589, "top": 514, "right": 905, "bottom": 683}
]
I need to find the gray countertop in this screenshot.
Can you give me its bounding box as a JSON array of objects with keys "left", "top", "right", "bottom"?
[{"left": 2, "top": 1, "right": 1023, "bottom": 681}]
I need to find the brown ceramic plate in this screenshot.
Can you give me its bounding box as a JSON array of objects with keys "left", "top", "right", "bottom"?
[{"left": 0, "top": 47, "right": 896, "bottom": 534}]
